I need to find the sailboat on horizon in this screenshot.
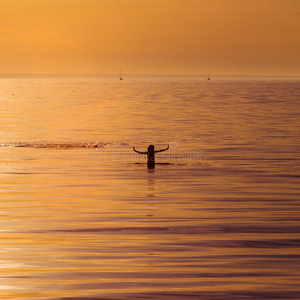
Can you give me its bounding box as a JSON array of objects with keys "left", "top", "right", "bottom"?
[
  {"left": 207, "top": 70, "right": 211, "bottom": 80},
  {"left": 119, "top": 68, "right": 123, "bottom": 80}
]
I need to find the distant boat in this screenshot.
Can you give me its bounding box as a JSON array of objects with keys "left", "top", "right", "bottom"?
[
  {"left": 119, "top": 68, "right": 123, "bottom": 81},
  {"left": 207, "top": 70, "right": 211, "bottom": 80}
]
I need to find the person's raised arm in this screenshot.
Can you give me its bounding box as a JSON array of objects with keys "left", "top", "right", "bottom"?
[
  {"left": 133, "top": 146, "right": 147, "bottom": 155},
  {"left": 154, "top": 144, "right": 169, "bottom": 153}
]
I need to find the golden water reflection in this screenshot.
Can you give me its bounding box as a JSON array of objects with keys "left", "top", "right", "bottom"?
[{"left": 0, "top": 78, "right": 299, "bottom": 299}]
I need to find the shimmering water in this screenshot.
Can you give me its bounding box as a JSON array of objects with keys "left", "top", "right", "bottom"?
[{"left": 0, "top": 75, "right": 300, "bottom": 299}]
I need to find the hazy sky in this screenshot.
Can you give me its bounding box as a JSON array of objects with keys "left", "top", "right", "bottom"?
[{"left": 0, "top": 0, "right": 299, "bottom": 75}]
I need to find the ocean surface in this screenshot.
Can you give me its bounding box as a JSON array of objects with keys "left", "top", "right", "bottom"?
[{"left": 0, "top": 75, "right": 299, "bottom": 300}]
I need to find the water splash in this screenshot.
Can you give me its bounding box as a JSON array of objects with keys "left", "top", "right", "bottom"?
[{"left": 1, "top": 141, "right": 106, "bottom": 149}]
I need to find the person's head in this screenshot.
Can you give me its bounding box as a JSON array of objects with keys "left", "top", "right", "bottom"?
[{"left": 148, "top": 145, "right": 155, "bottom": 152}]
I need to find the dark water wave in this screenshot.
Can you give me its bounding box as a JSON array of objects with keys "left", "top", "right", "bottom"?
[
  {"left": 53, "top": 291, "right": 300, "bottom": 300},
  {"left": 28, "top": 224, "right": 300, "bottom": 236}
]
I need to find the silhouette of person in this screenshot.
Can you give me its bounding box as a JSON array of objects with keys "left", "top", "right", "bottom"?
[{"left": 133, "top": 144, "right": 169, "bottom": 168}]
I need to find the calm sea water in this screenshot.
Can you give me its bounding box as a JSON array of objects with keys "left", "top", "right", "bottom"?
[{"left": 0, "top": 75, "right": 300, "bottom": 299}]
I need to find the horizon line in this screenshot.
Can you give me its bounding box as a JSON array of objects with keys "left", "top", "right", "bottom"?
[{"left": 1, "top": 73, "right": 299, "bottom": 78}]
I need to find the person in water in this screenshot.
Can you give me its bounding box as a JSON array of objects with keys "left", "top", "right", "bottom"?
[{"left": 133, "top": 144, "right": 169, "bottom": 168}]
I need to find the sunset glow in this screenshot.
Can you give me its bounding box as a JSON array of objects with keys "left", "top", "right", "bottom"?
[{"left": 0, "top": 0, "right": 299, "bottom": 75}]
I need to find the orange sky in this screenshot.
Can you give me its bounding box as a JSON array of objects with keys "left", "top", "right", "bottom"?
[{"left": 0, "top": 0, "right": 299, "bottom": 75}]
